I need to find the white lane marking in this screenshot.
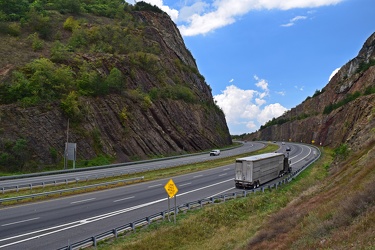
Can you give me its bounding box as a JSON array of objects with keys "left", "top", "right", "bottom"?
[
  {"left": 179, "top": 182, "right": 191, "bottom": 187},
  {"left": 70, "top": 198, "right": 96, "bottom": 204},
  {"left": 193, "top": 175, "right": 203, "bottom": 178},
  {"left": 113, "top": 196, "right": 135, "bottom": 203},
  {"left": 223, "top": 168, "right": 230, "bottom": 171},
  {"left": 290, "top": 145, "right": 312, "bottom": 166},
  {"left": 1, "top": 217, "right": 40, "bottom": 227},
  {"left": 148, "top": 184, "right": 162, "bottom": 188},
  {"left": 0, "top": 179, "right": 233, "bottom": 248},
  {"left": 219, "top": 173, "right": 227, "bottom": 177}
]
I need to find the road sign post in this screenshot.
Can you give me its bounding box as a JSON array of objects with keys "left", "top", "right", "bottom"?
[{"left": 164, "top": 179, "right": 178, "bottom": 223}]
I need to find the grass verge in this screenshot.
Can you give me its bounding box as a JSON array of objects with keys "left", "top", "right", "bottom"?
[{"left": 0, "top": 144, "right": 278, "bottom": 206}]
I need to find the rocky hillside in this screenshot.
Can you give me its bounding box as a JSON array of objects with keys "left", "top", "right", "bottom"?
[
  {"left": 0, "top": 1, "right": 231, "bottom": 172},
  {"left": 247, "top": 32, "right": 375, "bottom": 151}
]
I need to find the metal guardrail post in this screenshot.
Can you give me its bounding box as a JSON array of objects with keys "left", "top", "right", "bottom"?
[{"left": 92, "top": 236, "right": 97, "bottom": 247}]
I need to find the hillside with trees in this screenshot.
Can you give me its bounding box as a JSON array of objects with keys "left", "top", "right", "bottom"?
[{"left": 0, "top": 0, "right": 232, "bottom": 173}]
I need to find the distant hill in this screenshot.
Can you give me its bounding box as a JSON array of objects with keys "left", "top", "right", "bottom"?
[
  {"left": 0, "top": 1, "right": 231, "bottom": 172},
  {"left": 246, "top": 32, "right": 375, "bottom": 152}
]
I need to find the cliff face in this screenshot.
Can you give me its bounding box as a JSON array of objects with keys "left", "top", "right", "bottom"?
[
  {"left": 0, "top": 9, "right": 231, "bottom": 169},
  {"left": 247, "top": 32, "right": 375, "bottom": 151}
]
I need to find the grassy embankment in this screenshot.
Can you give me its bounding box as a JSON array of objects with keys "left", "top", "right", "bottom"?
[
  {"left": 98, "top": 142, "right": 375, "bottom": 250},
  {"left": 0, "top": 143, "right": 278, "bottom": 205}
]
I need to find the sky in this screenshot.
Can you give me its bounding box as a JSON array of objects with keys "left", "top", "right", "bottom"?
[{"left": 125, "top": 0, "right": 375, "bottom": 135}]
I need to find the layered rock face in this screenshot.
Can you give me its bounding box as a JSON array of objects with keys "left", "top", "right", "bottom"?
[
  {"left": 247, "top": 32, "right": 375, "bottom": 151},
  {"left": 0, "top": 10, "right": 231, "bottom": 166}
]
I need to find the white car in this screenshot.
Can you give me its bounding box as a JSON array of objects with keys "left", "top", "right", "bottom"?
[{"left": 210, "top": 149, "right": 220, "bottom": 156}]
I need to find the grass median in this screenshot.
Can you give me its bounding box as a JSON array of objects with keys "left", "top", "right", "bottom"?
[{"left": 0, "top": 143, "right": 278, "bottom": 206}]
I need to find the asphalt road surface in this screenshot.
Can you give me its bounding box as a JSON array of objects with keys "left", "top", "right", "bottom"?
[{"left": 0, "top": 142, "right": 318, "bottom": 249}]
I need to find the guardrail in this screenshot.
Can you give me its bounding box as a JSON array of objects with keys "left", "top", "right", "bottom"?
[
  {"left": 0, "top": 143, "right": 245, "bottom": 182},
  {"left": 0, "top": 177, "right": 144, "bottom": 204},
  {"left": 58, "top": 147, "right": 321, "bottom": 250},
  {"left": 0, "top": 143, "right": 247, "bottom": 192},
  {"left": 1, "top": 170, "right": 137, "bottom": 193}
]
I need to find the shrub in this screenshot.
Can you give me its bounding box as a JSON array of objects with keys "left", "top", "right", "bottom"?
[
  {"left": 63, "top": 16, "right": 79, "bottom": 31},
  {"left": 7, "top": 58, "right": 75, "bottom": 104},
  {"left": 60, "top": 91, "right": 81, "bottom": 119},
  {"left": 68, "top": 27, "right": 88, "bottom": 49},
  {"left": 105, "top": 67, "right": 126, "bottom": 92},
  {"left": 27, "top": 32, "right": 44, "bottom": 51},
  {"left": 364, "top": 86, "right": 375, "bottom": 95},
  {"left": 26, "top": 8, "right": 53, "bottom": 39},
  {"left": 0, "top": 0, "right": 30, "bottom": 21},
  {"left": 0, "top": 138, "right": 30, "bottom": 172},
  {"left": 0, "top": 22, "right": 21, "bottom": 36},
  {"left": 334, "top": 143, "right": 349, "bottom": 159},
  {"left": 356, "top": 59, "right": 375, "bottom": 74},
  {"left": 55, "top": 0, "right": 82, "bottom": 15},
  {"left": 50, "top": 41, "right": 72, "bottom": 63},
  {"left": 120, "top": 107, "right": 129, "bottom": 123},
  {"left": 323, "top": 91, "right": 361, "bottom": 114}
]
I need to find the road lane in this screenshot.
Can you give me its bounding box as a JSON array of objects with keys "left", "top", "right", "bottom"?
[
  {"left": 0, "top": 142, "right": 318, "bottom": 249},
  {"left": 0, "top": 142, "right": 264, "bottom": 189}
]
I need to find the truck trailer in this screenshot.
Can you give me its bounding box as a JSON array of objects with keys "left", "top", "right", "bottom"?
[{"left": 235, "top": 152, "right": 291, "bottom": 189}]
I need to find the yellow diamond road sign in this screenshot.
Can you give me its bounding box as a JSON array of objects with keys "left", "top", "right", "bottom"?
[{"left": 164, "top": 179, "right": 178, "bottom": 198}]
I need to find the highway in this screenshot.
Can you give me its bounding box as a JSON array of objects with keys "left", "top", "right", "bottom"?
[
  {"left": 0, "top": 142, "right": 264, "bottom": 190},
  {"left": 0, "top": 142, "right": 319, "bottom": 249}
]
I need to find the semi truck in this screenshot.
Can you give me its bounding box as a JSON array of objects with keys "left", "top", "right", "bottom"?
[{"left": 234, "top": 152, "right": 291, "bottom": 189}]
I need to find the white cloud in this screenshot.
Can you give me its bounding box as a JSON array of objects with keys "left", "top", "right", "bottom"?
[
  {"left": 294, "top": 85, "right": 304, "bottom": 91},
  {"left": 178, "top": 1, "right": 209, "bottom": 22},
  {"left": 214, "top": 76, "right": 288, "bottom": 134},
  {"left": 229, "top": 78, "right": 234, "bottom": 83},
  {"left": 257, "top": 103, "right": 288, "bottom": 125},
  {"left": 125, "top": 0, "right": 343, "bottom": 36},
  {"left": 329, "top": 67, "right": 340, "bottom": 81},
  {"left": 281, "top": 15, "right": 307, "bottom": 27},
  {"left": 175, "top": 0, "right": 343, "bottom": 36}
]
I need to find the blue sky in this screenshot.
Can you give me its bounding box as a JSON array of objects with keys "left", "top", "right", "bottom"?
[{"left": 126, "top": 0, "right": 375, "bottom": 135}]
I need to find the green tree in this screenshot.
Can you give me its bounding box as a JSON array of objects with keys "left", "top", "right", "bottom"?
[
  {"left": 61, "top": 91, "right": 81, "bottom": 119},
  {"left": 105, "top": 68, "right": 125, "bottom": 92},
  {"left": 55, "top": 0, "right": 81, "bottom": 14},
  {"left": 50, "top": 41, "right": 72, "bottom": 63},
  {"left": 7, "top": 58, "right": 74, "bottom": 104},
  {"left": 26, "top": 7, "right": 53, "bottom": 39},
  {"left": 0, "top": 0, "right": 30, "bottom": 21}
]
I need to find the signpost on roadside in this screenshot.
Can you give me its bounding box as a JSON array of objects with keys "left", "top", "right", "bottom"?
[{"left": 164, "top": 179, "right": 178, "bottom": 224}]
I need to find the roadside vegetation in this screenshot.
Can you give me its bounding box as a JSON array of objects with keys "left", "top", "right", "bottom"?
[{"left": 95, "top": 141, "right": 375, "bottom": 250}]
